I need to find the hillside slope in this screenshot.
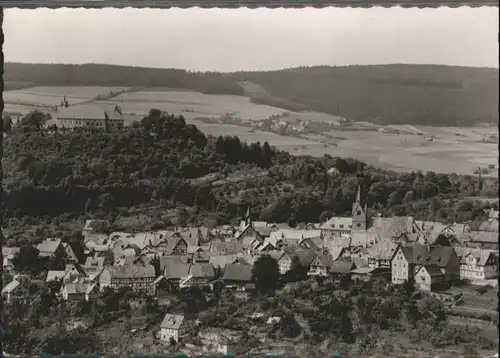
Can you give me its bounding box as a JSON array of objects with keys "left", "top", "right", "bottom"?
[
  {"left": 4, "top": 62, "right": 498, "bottom": 126},
  {"left": 235, "top": 65, "right": 499, "bottom": 127}
]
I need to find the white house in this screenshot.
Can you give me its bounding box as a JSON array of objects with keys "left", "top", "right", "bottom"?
[
  {"left": 61, "top": 283, "right": 98, "bottom": 301},
  {"left": 319, "top": 217, "right": 353, "bottom": 237},
  {"left": 459, "top": 249, "right": 498, "bottom": 280},
  {"left": 160, "top": 314, "right": 190, "bottom": 343},
  {"left": 2, "top": 247, "right": 20, "bottom": 272},
  {"left": 1, "top": 274, "right": 32, "bottom": 304},
  {"left": 414, "top": 265, "right": 445, "bottom": 292}
]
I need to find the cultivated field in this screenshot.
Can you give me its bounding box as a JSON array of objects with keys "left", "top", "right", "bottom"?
[
  {"left": 297, "top": 126, "right": 499, "bottom": 176},
  {"left": 4, "top": 86, "right": 131, "bottom": 107},
  {"left": 101, "top": 89, "right": 288, "bottom": 120},
  {"left": 4, "top": 85, "right": 498, "bottom": 176}
]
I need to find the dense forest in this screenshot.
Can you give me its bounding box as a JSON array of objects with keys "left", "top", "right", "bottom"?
[
  {"left": 5, "top": 62, "right": 498, "bottom": 126},
  {"left": 236, "top": 65, "right": 499, "bottom": 126},
  {"left": 4, "top": 63, "right": 244, "bottom": 95},
  {"left": 2, "top": 110, "right": 498, "bottom": 237}
]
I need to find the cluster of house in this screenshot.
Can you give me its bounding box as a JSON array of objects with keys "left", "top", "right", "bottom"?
[{"left": 1, "top": 188, "right": 498, "bottom": 348}]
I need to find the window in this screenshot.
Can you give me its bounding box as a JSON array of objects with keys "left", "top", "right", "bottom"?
[
  {"left": 357, "top": 210, "right": 361, "bottom": 215},
  {"left": 357, "top": 223, "right": 361, "bottom": 227}
]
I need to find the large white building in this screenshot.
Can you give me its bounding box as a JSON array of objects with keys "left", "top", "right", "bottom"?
[{"left": 56, "top": 104, "right": 125, "bottom": 131}]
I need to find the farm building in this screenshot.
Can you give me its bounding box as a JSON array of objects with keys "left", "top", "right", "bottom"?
[{"left": 56, "top": 104, "right": 125, "bottom": 131}]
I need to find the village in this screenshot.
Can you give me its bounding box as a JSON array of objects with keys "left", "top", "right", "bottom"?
[{"left": 2, "top": 187, "right": 499, "bottom": 355}]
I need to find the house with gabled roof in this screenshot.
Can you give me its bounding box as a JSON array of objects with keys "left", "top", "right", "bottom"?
[
  {"left": 304, "top": 223, "right": 320, "bottom": 230},
  {"left": 458, "top": 248, "right": 498, "bottom": 280},
  {"left": 329, "top": 259, "right": 356, "bottom": 277},
  {"left": 238, "top": 208, "right": 273, "bottom": 238},
  {"left": 222, "top": 263, "right": 254, "bottom": 290},
  {"left": 414, "top": 265, "right": 445, "bottom": 291},
  {"left": 325, "top": 235, "right": 351, "bottom": 249},
  {"left": 37, "top": 238, "right": 65, "bottom": 259},
  {"left": 61, "top": 282, "right": 98, "bottom": 301},
  {"left": 99, "top": 263, "right": 156, "bottom": 293},
  {"left": 83, "top": 257, "right": 105, "bottom": 275},
  {"left": 165, "top": 235, "right": 190, "bottom": 256},
  {"left": 46, "top": 270, "right": 66, "bottom": 283},
  {"left": 63, "top": 241, "right": 87, "bottom": 264},
  {"left": 2, "top": 274, "right": 36, "bottom": 304},
  {"left": 257, "top": 240, "right": 278, "bottom": 253},
  {"left": 270, "top": 229, "right": 323, "bottom": 245},
  {"left": 299, "top": 236, "right": 325, "bottom": 251},
  {"left": 160, "top": 314, "right": 190, "bottom": 343},
  {"left": 150, "top": 275, "right": 172, "bottom": 297},
  {"left": 351, "top": 266, "right": 391, "bottom": 283},
  {"left": 371, "top": 216, "right": 415, "bottom": 240},
  {"left": 478, "top": 219, "right": 499, "bottom": 233},
  {"left": 268, "top": 223, "right": 292, "bottom": 231},
  {"left": 2, "top": 246, "right": 20, "bottom": 272},
  {"left": 391, "top": 244, "right": 460, "bottom": 285},
  {"left": 461, "top": 231, "right": 499, "bottom": 250},
  {"left": 277, "top": 246, "right": 316, "bottom": 275},
  {"left": 235, "top": 224, "right": 263, "bottom": 246},
  {"left": 185, "top": 262, "right": 216, "bottom": 287},
  {"left": 319, "top": 217, "right": 353, "bottom": 237},
  {"left": 214, "top": 225, "right": 237, "bottom": 240},
  {"left": 208, "top": 254, "right": 240, "bottom": 270},
  {"left": 175, "top": 228, "right": 202, "bottom": 247},
  {"left": 366, "top": 240, "right": 398, "bottom": 269},
  {"left": 64, "top": 263, "right": 87, "bottom": 283},
  {"left": 308, "top": 250, "right": 335, "bottom": 277}
]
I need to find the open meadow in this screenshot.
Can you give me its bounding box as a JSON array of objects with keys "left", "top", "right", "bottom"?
[
  {"left": 298, "top": 127, "right": 499, "bottom": 176},
  {"left": 4, "top": 86, "right": 498, "bottom": 176},
  {"left": 3, "top": 86, "right": 131, "bottom": 107},
  {"left": 100, "top": 89, "right": 287, "bottom": 120}
]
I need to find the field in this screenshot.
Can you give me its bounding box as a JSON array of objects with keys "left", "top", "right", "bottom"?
[
  {"left": 4, "top": 86, "right": 131, "bottom": 107},
  {"left": 99, "top": 89, "right": 294, "bottom": 120},
  {"left": 299, "top": 127, "right": 499, "bottom": 175},
  {"left": 4, "top": 86, "right": 498, "bottom": 176}
]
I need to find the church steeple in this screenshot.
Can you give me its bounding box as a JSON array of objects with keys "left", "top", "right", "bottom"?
[
  {"left": 245, "top": 207, "right": 252, "bottom": 226},
  {"left": 352, "top": 185, "right": 368, "bottom": 231},
  {"left": 356, "top": 185, "right": 362, "bottom": 203}
]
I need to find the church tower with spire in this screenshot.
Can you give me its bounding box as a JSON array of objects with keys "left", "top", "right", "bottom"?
[
  {"left": 352, "top": 185, "right": 368, "bottom": 231},
  {"left": 245, "top": 207, "right": 252, "bottom": 226}
]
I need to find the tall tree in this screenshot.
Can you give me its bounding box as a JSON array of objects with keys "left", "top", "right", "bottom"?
[{"left": 251, "top": 255, "right": 280, "bottom": 294}]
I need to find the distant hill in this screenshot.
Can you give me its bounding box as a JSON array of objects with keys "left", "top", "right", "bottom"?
[
  {"left": 4, "top": 62, "right": 498, "bottom": 126},
  {"left": 3, "top": 62, "right": 244, "bottom": 96},
  {"left": 234, "top": 65, "right": 499, "bottom": 127}
]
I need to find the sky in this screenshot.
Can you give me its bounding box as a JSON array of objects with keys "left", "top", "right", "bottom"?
[{"left": 4, "top": 7, "right": 499, "bottom": 72}]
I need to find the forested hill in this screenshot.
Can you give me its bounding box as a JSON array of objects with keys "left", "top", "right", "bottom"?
[
  {"left": 235, "top": 65, "right": 499, "bottom": 127},
  {"left": 4, "top": 63, "right": 244, "bottom": 95},
  {"left": 4, "top": 62, "right": 499, "bottom": 126},
  {"left": 3, "top": 111, "right": 498, "bottom": 234}
]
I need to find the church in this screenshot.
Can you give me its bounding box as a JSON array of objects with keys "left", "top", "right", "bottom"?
[{"left": 318, "top": 185, "right": 369, "bottom": 237}]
